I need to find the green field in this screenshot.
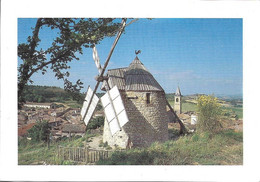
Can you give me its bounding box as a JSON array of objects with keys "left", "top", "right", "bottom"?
[
  {"left": 223, "top": 106, "right": 243, "bottom": 119},
  {"left": 182, "top": 102, "right": 197, "bottom": 113},
  {"left": 231, "top": 107, "right": 243, "bottom": 119},
  {"left": 168, "top": 100, "right": 197, "bottom": 113}
]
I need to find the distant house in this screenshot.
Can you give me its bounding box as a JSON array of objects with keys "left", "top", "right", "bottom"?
[
  {"left": 178, "top": 113, "right": 191, "bottom": 124},
  {"left": 50, "top": 130, "right": 62, "bottom": 140},
  {"left": 18, "top": 113, "right": 28, "bottom": 127},
  {"left": 48, "top": 117, "right": 64, "bottom": 128},
  {"left": 62, "top": 124, "right": 86, "bottom": 137},
  {"left": 93, "top": 110, "right": 104, "bottom": 118},
  {"left": 24, "top": 102, "right": 56, "bottom": 109}
]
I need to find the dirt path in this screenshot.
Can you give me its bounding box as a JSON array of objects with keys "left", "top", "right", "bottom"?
[{"left": 86, "top": 135, "right": 104, "bottom": 149}]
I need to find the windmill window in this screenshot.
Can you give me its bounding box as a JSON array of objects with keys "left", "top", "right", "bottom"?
[{"left": 146, "top": 93, "right": 151, "bottom": 104}]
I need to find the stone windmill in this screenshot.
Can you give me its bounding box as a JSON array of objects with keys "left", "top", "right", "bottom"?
[
  {"left": 100, "top": 56, "right": 170, "bottom": 148},
  {"left": 81, "top": 19, "right": 187, "bottom": 149}
]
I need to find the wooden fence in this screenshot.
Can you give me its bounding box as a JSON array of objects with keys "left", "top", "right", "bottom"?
[{"left": 57, "top": 146, "right": 114, "bottom": 164}]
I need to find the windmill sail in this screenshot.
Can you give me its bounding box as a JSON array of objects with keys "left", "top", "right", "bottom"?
[
  {"left": 81, "top": 86, "right": 99, "bottom": 126},
  {"left": 101, "top": 85, "right": 129, "bottom": 135},
  {"left": 81, "top": 19, "right": 127, "bottom": 131},
  {"left": 92, "top": 45, "right": 102, "bottom": 74}
]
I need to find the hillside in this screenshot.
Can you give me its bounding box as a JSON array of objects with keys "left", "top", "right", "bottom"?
[
  {"left": 22, "top": 85, "right": 105, "bottom": 102},
  {"left": 18, "top": 129, "right": 243, "bottom": 165},
  {"left": 22, "top": 85, "right": 77, "bottom": 103}
]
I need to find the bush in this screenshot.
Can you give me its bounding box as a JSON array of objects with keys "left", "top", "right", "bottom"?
[
  {"left": 87, "top": 116, "right": 104, "bottom": 130},
  {"left": 27, "top": 120, "right": 50, "bottom": 142},
  {"left": 197, "top": 95, "right": 222, "bottom": 133}
]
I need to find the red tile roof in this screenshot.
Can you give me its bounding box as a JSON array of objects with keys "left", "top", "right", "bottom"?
[{"left": 18, "top": 123, "right": 36, "bottom": 137}]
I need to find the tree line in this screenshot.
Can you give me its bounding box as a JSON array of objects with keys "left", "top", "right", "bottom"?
[
  {"left": 22, "top": 85, "right": 84, "bottom": 103},
  {"left": 22, "top": 85, "right": 106, "bottom": 104}
]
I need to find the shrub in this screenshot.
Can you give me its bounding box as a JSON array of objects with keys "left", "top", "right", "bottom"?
[
  {"left": 27, "top": 120, "right": 50, "bottom": 142},
  {"left": 87, "top": 116, "right": 104, "bottom": 130},
  {"left": 197, "top": 95, "right": 222, "bottom": 133}
]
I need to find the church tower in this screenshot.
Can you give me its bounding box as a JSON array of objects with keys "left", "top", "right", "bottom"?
[{"left": 174, "top": 86, "right": 182, "bottom": 114}]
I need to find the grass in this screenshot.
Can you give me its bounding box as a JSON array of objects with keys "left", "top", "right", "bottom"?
[
  {"left": 96, "top": 129, "right": 243, "bottom": 165},
  {"left": 18, "top": 133, "right": 95, "bottom": 165},
  {"left": 229, "top": 106, "right": 243, "bottom": 119},
  {"left": 182, "top": 102, "right": 197, "bottom": 112},
  {"left": 19, "top": 129, "right": 243, "bottom": 165}
]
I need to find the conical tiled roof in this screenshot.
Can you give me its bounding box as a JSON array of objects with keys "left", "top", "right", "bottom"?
[
  {"left": 175, "top": 86, "right": 181, "bottom": 96},
  {"left": 126, "top": 56, "right": 149, "bottom": 75},
  {"left": 101, "top": 56, "right": 164, "bottom": 92},
  {"left": 124, "top": 57, "right": 164, "bottom": 91}
]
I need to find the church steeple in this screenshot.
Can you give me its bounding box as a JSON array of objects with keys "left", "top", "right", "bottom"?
[
  {"left": 174, "top": 86, "right": 182, "bottom": 114},
  {"left": 175, "top": 86, "right": 181, "bottom": 96}
]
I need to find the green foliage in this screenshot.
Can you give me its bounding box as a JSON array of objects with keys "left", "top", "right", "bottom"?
[
  {"left": 18, "top": 18, "right": 122, "bottom": 106},
  {"left": 87, "top": 116, "right": 104, "bottom": 130},
  {"left": 96, "top": 102, "right": 103, "bottom": 111},
  {"left": 220, "top": 129, "right": 243, "bottom": 143},
  {"left": 96, "top": 93, "right": 105, "bottom": 98},
  {"left": 97, "top": 129, "right": 243, "bottom": 165},
  {"left": 168, "top": 128, "right": 180, "bottom": 140},
  {"left": 197, "top": 95, "right": 222, "bottom": 133},
  {"left": 96, "top": 150, "right": 154, "bottom": 165},
  {"left": 19, "top": 129, "right": 242, "bottom": 165},
  {"left": 18, "top": 132, "right": 92, "bottom": 165},
  {"left": 27, "top": 120, "right": 50, "bottom": 142},
  {"left": 22, "top": 85, "right": 85, "bottom": 103}
]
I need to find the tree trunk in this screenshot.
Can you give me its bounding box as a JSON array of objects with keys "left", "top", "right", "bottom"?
[{"left": 18, "top": 18, "right": 43, "bottom": 108}]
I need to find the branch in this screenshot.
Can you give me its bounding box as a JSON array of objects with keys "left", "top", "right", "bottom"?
[
  {"left": 27, "top": 49, "right": 71, "bottom": 78},
  {"left": 125, "top": 18, "right": 139, "bottom": 27},
  {"left": 29, "top": 18, "right": 43, "bottom": 56}
]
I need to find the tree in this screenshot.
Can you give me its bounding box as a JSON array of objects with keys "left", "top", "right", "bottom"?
[
  {"left": 27, "top": 120, "right": 50, "bottom": 142},
  {"left": 18, "top": 18, "right": 122, "bottom": 108},
  {"left": 197, "top": 95, "right": 222, "bottom": 133},
  {"left": 87, "top": 116, "right": 105, "bottom": 130}
]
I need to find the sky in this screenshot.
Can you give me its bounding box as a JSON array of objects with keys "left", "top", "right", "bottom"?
[{"left": 18, "top": 18, "right": 243, "bottom": 96}]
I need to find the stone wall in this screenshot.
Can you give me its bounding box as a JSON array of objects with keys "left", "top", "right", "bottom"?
[
  {"left": 103, "top": 91, "right": 169, "bottom": 148},
  {"left": 103, "top": 118, "right": 129, "bottom": 148}
]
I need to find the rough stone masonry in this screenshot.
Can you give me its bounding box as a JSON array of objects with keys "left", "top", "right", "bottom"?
[{"left": 102, "top": 56, "right": 170, "bottom": 148}]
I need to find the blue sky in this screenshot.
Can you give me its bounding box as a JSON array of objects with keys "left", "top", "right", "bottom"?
[{"left": 18, "top": 18, "right": 242, "bottom": 95}]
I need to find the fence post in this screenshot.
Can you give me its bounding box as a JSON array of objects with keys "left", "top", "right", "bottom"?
[
  {"left": 87, "top": 148, "right": 89, "bottom": 163},
  {"left": 57, "top": 146, "right": 60, "bottom": 160},
  {"left": 74, "top": 148, "right": 76, "bottom": 161},
  {"left": 69, "top": 148, "right": 71, "bottom": 160},
  {"left": 79, "top": 148, "right": 81, "bottom": 161}
]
